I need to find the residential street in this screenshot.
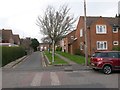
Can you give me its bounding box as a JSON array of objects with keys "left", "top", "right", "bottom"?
[
  {"left": 2, "top": 52, "right": 119, "bottom": 88},
  {"left": 15, "top": 52, "right": 43, "bottom": 70}
]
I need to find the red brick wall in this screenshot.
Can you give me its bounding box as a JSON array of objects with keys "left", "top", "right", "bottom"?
[
  {"left": 76, "top": 16, "right": 119, "bottom": 56},
  {"left": 75, "top": 16, "right": 84, "bottom": 50}
]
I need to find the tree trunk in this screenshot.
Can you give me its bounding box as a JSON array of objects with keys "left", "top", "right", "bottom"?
[{"left": 52, "top": 40, "right": 55, "bottom": 63}]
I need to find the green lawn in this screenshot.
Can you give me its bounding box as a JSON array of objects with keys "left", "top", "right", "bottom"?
[
  {"left": 56, "top": 51, "right": 90, "bottom": 65},
  {"left": 44, "top": 51, "right": 68, "bottom": 65}
]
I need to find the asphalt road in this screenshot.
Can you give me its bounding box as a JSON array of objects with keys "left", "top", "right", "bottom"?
[
  {"left": 15, "top": 51, "right": 43, "bottom": 70},
  {"left": 2, "top": 51, "right": 120, "bottom": 89}
]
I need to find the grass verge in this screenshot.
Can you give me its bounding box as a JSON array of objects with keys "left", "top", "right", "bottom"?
[
  {"left": 56, "top": 51, "right": 90, "bottom": 65},
  {"left": 44, "top": 51, "right": 68, "bottom": 65}
]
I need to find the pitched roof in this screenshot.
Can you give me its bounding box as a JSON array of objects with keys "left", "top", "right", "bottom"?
[
  {"left": 65, "top": 30, "right": 76, "bottom": 38},
  {"left": 80, "top": 16, "right": 118, "bottom": 26},
  {"left": 65, "top": 30, "right": 76, "bottom": 44}
]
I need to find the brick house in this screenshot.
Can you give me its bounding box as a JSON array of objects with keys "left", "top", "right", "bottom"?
[
  {"left": 39, "top": 43, "right": 49, "bottom": 51},
  {"left": 13, "top": 35, "right": 20, "bottom": 45},
  {"left": 77, "top": 16, "right": 120, "bottom": 56},
  {"left": 0, "top": 29, "right": 21, "bottom": 46},
  {"left": 0, "top": 29, "right": 14, "bottom": 44},
  {"left": 62, "top": 30, "right": 78, "bottom": 54}
]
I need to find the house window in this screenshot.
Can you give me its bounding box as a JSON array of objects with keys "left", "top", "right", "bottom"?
[
  {"left": 80, "top": 29, "right": 83, "bottom": 37},
  {"left": 80, "top": 42, "right": 84, "bottom": 50},
  {"left": 113, "top": 28, "right": 118, "bottom": 33},
  {"left": 96, "top": 25, "right": 107, "bottom": 34},
  {"left": 97, "top": 41, "right": 107, "bottom": 50},
  {"left": 113, "top": 41, "right": 119, "bottom": 45},
  {"left": 71, "top": 36, "right": 74, "bottom": 39}
]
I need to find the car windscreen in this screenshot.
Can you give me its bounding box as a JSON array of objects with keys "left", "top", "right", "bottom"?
[
  {"left": 94, "top": 52, "right": 108, "bottom": 58},
  {"left": 92, "top": 52, "right": 101, "bottom": 57}
]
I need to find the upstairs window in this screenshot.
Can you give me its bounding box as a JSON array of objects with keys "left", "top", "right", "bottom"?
[
  {"left": 80, "top": 29, "right": 83, "bottom": 37},
  {"left": 113, "top": 41, "right": 119, "bottom": 45},
  {"left": 113, "top": 28, "right": 118, "bottom": 33},
  {"left": 96, "top": 25, "right": 107, "bottom": 34},
  {"left": 71, "top": 36, "right": 74, "bottom": 39},
  {"left": 80, "top": 42, "right": 84, "bottom": 50}
]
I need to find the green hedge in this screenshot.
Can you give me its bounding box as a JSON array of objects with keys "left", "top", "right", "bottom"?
[
  {"left": 1, "top": 46, "right": 26, "bottom": 67},
  {"left": 112, "top": 46, "right": 120, "bottom": 51}
]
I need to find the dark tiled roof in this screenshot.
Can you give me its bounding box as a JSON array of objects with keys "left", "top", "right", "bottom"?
[
  {"left": 104, "top": 17, "right": 118, "bottom": 26},
  {"left": 86, "top": 16, "right": 99, "bottom": 26},
  {"left": 65, "top": 30, "right": 76, "bottom": 44},
  {"left": 81, "top": 16, "right": 118, "bottom": 26}
]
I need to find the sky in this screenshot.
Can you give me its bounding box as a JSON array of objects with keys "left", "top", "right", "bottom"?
[{"left": 0, "top": 0, "right": 119, "bottom": 42}]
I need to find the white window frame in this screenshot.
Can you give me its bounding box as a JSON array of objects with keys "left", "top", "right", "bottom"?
[
  {"left": 97, "top": 41, "right": 107, "bottom": 50},
  {"left": 113, "top": 28, "right": 118, "bottom": 33},
  {"left": 71, "top": 36, "right": 74, "bottom": 39},
  {"left": 96, "top": 25, "right": 107, "bottom": 34},
  {"left": 113, "top": 41, "right": 119, "bottom": 45},
  {"left": 80, "top": 29, "right": 83, "bottom": 37},
  {"left": 80, "top": 42, "right": 83, "bottom": 50}
]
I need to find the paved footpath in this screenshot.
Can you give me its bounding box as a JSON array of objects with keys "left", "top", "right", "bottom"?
[{"left": 55, "top": 53, "right": 91, "bottom": 71}]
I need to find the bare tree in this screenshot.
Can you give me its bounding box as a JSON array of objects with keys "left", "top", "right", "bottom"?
[
  {"left": 36, "top": 5, "right": 76, "bottom": 63},
  {"left": 41, "top": 36, "right": 52, "bottom": 44}
]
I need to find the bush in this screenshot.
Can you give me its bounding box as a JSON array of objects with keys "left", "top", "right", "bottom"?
[
  {"left": 56, "top": 46, "right": 62, "bottom": 51},
  {"left": 112, "top": 46, "right": 120, "bottom": 51},
  {"left": 2, "top": 46, "right": 26, "bottom": 67}
]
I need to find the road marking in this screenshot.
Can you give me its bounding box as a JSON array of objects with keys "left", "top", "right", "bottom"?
[
  {"left": 50, "top": 72, "right": 61, "bottom": 86},
  {"left": 30, "top": 72, "right": 43, "bottom": 86}
]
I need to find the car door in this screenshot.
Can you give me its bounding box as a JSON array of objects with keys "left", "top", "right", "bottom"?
[
  {"left": 108, "top": 52, "right": 119, "bottom": 69},
  {"left": 118, "top": 52, "right": 120, "bottom": 69}
]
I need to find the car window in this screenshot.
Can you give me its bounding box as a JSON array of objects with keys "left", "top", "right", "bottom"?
[
  {"left": 100, "top": 53, "right": 108, "bottom": 58},
  {"left": 94, "top": 52, "right": 120, "bottom": 58},
  {"left": 108, "top": 52, "right": 120, "bottom": 58},
  {"left": 93, "top": 52, "right": 101, "bottom": 57},
  {"left": 118, "top": 52, "right": 120, "bottom": 58},
  {"left": 108, "top": 52, "right": 117, "bottom": 58}
]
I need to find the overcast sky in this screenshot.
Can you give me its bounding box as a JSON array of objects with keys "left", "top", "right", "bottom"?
[{"left": 0, "top": 0, "right": 119, "bottom": 42}]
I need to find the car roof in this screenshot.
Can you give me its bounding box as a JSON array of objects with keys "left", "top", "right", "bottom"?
[{"left": 95, "top": 51, "right": 120, "bottom": 53}]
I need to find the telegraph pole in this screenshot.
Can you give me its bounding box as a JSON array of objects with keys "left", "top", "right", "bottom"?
[{"left": 84, "top": 0, "right": 88, "bottom": 66}]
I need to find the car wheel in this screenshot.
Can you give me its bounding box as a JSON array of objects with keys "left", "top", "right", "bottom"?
[{"left": 103, "top": 65, "right": 112, "bottom": 74}]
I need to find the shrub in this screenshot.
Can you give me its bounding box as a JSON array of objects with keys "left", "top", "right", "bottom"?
[
  {"left": 2, "top": 46, "right": 26, "bottom": 67},
  {"left": 112, "top": 46, "right": 120, "bottom": 51},
  {"left": 56, "top": 46, "right": 62, "bottom": 51}
]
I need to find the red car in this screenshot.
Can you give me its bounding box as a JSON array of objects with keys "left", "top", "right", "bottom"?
[{"left": 90, "top": 51, "right": 120, "bottom": 74}]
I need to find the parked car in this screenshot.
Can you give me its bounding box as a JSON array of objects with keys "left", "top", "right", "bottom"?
[{"left": 90, "top": 51, "right": 120, "bottom": 74}]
